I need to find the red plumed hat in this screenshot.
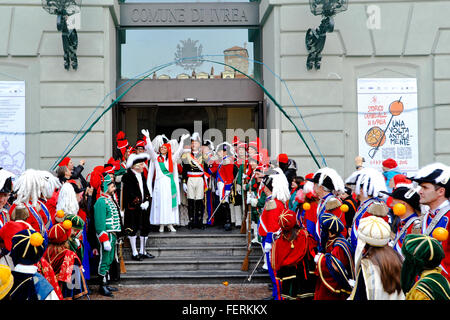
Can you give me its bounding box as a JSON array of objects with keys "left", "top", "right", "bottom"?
[
  {"left": 278, "top": 153, "right": 289, "bottom": 164},
  {"left": 382, "top": 158, "right": 398, "bottom": 169},
  {"left": 116, "top": 131, "right": 129, "bottom": 159},
  {"left": 58, "top": 157, "right": 71, "bottom": 167}
]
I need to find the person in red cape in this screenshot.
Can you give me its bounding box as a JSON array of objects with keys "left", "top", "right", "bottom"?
[
  {"left": 43, "top": 221, "right": 89, "bottom": 300},
  {"left": 36, "top": 255, "right": 64, "bottom": 300},
  {"left": 270, "top": 209, "right": 315, "bottom": 300}
]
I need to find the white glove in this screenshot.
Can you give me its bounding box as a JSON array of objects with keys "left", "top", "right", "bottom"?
[
  {"left": 250, "top": 198, "right": 258, "bottom": 207},
  {"left": 264, "top": 242, "right": 272, "bottom": 253},
  {"left": 314, "top": 253, "right": 323, "bottom": 264},
  {"left": 236, "top": 184, "right": 242, "bottom": 193},
  {"left": 181, "top": 133, "right": 190, "bottom": 142},
  {"left": 103, "top": 240, "right": 112, "bottom": 252},
  {"left": 183, "top": 183, "right": 188, "bottom": 193},
  {"left": 348, "top": 279, "right": 356, "bottom": 288},
  {"left": 246, "top": 193, "right": 252, "bottom": 205},
  {"left": 141, "top": 129, "right": 150, "bottom": 144},
  {"left": 140, "top": 201, "right": 149, "bottom": 210}
]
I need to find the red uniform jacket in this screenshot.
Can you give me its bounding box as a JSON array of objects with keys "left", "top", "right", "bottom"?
[
  {"left": 211, "top": 156, "right": 235, "bottom": 185},
  {"left": 422, "top": 204, "right": 450, "bottom": 281},
  {"left": 258, "top": 198, "right": 285, "bottom": 237}
]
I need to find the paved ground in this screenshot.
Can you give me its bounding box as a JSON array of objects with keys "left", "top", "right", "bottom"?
[
  {"left": 87, "top": 283, "right": 271, "bottom": 300},
  {"left": 85, "top": 224, "right": 270, "bottom": 300}
]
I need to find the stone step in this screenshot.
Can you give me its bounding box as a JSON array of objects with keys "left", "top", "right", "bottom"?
[
  {"left": 117, "top": 270, "right": 271, "bottom": 285},
  {"left": 122, "top": 255, "right": 264, "bottom": 272},
  {"left": 145, "top": 233, "right": 247, "bottom": 246},
  {"left": 122, "top": 245, "right": 263, "bottom": 258}
]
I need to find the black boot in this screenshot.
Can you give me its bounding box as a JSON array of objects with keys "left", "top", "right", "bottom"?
[
  {"left": 223, "top": 202, "right": 232, "bottom": 231},
  {"left": 187, "top": 199, "right": 195, "bottom": 229},
  {"left": 195, "top": 200, "right": 205, "bottom": 229},
  {"left": 105, "top": 273, "right": 118, "bottom": 292},
  {"left": 99, "top": 275, "right": 113, "bottom": 297}
]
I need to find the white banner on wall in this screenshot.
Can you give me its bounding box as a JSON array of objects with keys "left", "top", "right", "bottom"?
[
  {"left": 357, "top": 78, "right": 419, "bottom": 173},
  {"left": 0, "top": 81, "right": 26, "bottom": 175}
]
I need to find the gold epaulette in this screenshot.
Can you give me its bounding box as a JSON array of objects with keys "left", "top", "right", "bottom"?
[
  {"left": 265, "top": 200, "right": 277, "bottom": 211},
  {"left": 325, "top": 198, "right": 342, "bottom": 211}
]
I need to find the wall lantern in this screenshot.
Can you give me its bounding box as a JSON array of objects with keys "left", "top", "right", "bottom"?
[
  {"left": 305, "top": 0, "right": 348, "bottom": 70},
  {"left": 42, "top": 0, "right": 82, "bottom": 70}
]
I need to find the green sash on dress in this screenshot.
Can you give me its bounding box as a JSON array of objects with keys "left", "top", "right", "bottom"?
[{"left": 158, "top": 161, "right": 177, "bottom": 208}]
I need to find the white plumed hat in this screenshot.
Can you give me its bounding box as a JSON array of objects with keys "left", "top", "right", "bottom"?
[{"left": 345, "top": 167, "right": 387, "bottom": 198}]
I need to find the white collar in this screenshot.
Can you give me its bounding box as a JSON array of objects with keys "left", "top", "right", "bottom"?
[
  {"left": 430, "top": 200, "right": 450, "bottom": 214},
  {"left": 14, "top": 264, "right": 37, "bottom": 274}
]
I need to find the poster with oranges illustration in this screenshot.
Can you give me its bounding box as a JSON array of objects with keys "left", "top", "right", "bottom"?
[{"left": 357, "top": 78, "right": 418, "bottom": 173}]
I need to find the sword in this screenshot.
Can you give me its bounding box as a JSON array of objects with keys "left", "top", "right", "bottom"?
[
  {"left": 207, "top": 191, "right": 232, "bottom": 222},
  {"left": 247, "top": 253, "right": 265, "bottom": 282}
]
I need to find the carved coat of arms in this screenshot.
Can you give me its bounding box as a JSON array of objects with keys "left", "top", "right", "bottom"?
[{"left": 175, "top": 38, "right": 203, "bottom": 70}]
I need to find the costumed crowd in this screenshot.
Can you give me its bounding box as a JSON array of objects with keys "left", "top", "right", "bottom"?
[{"left": 0, "top": 128, "right": 449, "bottom": 301}]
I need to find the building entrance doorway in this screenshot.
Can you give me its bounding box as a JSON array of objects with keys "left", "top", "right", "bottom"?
[{"left": 114, "top": 78, "right": 265, "bottom": 150}]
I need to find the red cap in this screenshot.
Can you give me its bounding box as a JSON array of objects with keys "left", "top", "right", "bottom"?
[
  {"left": 278, "top": 153, "right": 289, "bottom": 164},
  {"left": 48, "top": 222, "right": 72, "bottom": 244},
  {"left": 135, "top": 139, "right": 146, "bottom": 148},
  {"left": 58, "top": 157, "right": 71, "bottom": 167},
  {"left": 382, "top": 158, "right": 397, "bottom": 169},
  {"left": 393, "top": 174, "right": 411, "bottom": 186},
  {"left": 278, "top": 209, "right": 297, "bottom": 230},
  {"left": 0, "top": 221, "right": 29, "bottom": 251}
]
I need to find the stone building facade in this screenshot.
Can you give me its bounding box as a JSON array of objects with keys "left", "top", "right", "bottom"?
[{"left": 0, "top": 0, "right": 449, "bottom": 178}]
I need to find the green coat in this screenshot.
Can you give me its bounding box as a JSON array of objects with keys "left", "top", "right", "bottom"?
[
  {"left": 245, "top": 176, "right": 267, "bottom": 223},
  {"left": 94, "top": 194, "right": 122, "bottom": 240}
]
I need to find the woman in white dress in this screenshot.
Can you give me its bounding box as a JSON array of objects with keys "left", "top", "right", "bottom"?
[{"left": 142, "top": 129, "right": 190, "bottom": 233}]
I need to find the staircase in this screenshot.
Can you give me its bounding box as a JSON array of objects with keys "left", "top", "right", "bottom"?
[{"left": 119, "top": 226, "right": 270, "bottom": 285}]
